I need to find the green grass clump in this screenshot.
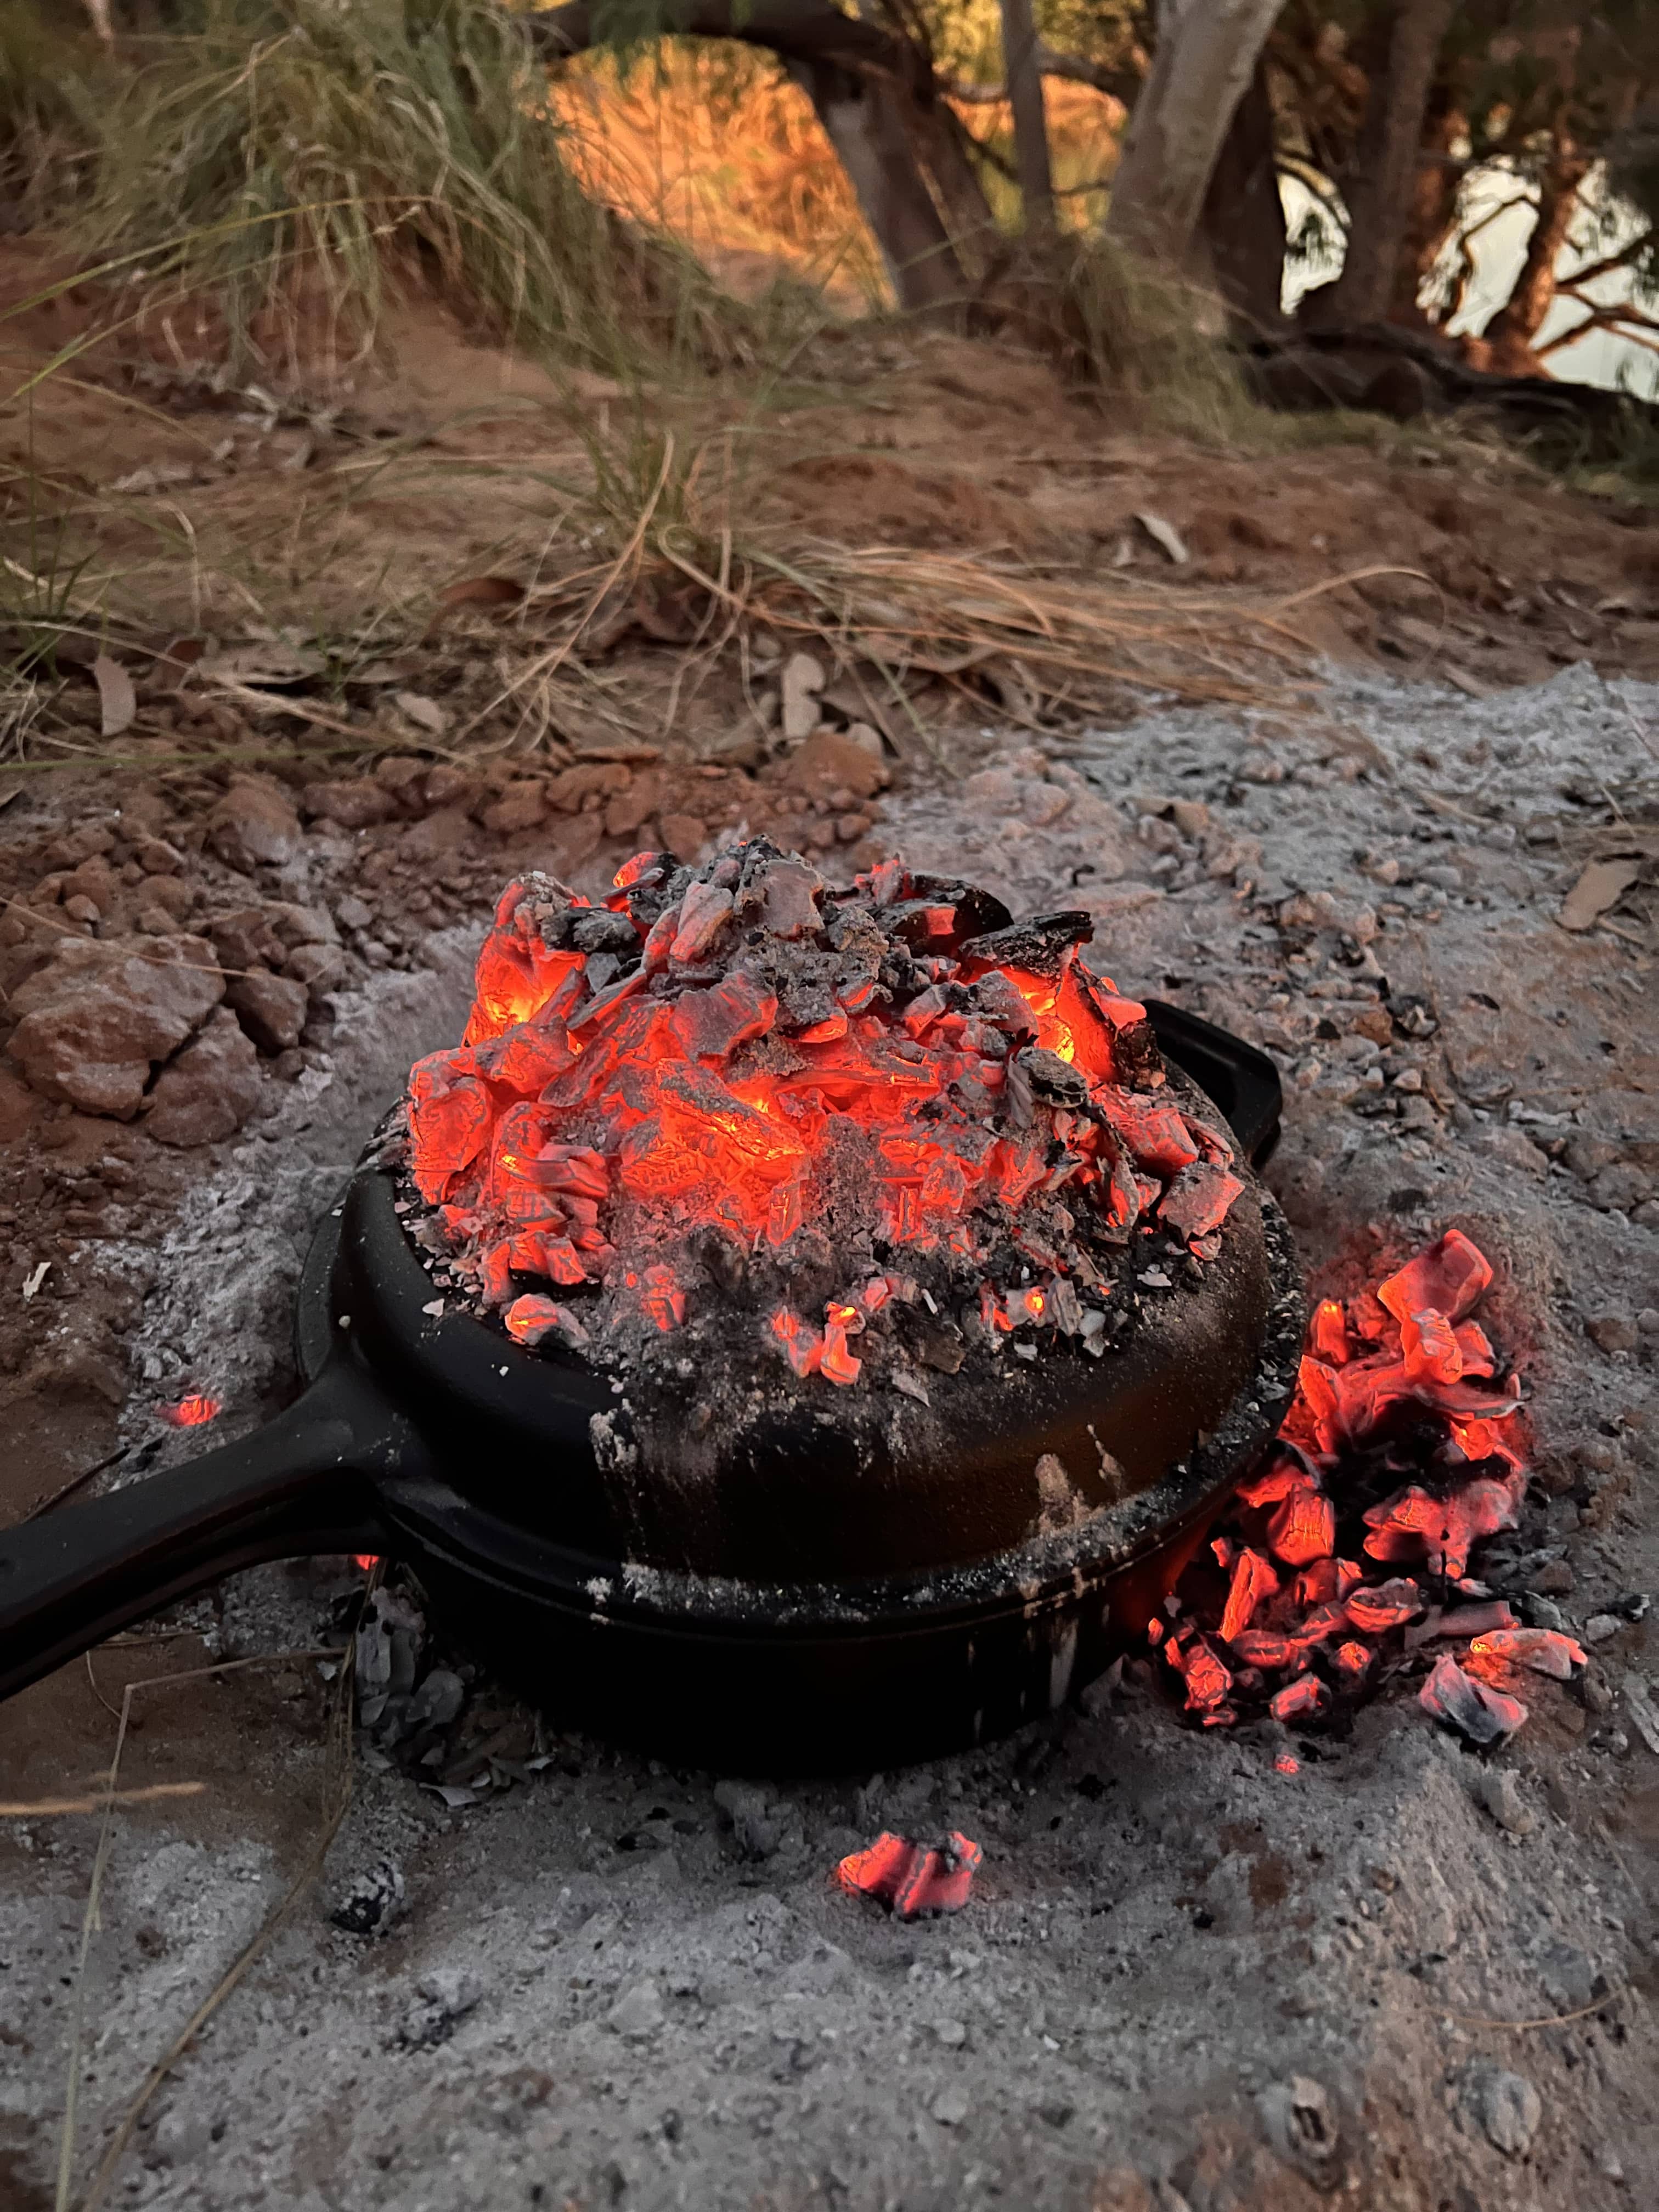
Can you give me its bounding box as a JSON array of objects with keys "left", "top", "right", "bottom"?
[{"left": 66, "top": 0, "right": 775, "bottom": 382}]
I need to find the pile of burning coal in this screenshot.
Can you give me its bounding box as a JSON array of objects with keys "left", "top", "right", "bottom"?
[
  {"left": 395, "top": 840, "right": 1246, "bottom": 1395},
  {"left": 1158, "top": 1228, "right": 1583, "bottom": 1749}
]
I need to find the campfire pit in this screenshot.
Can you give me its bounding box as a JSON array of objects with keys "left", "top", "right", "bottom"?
[{"left": 0, "top": 843, "right": 1305, "bottom": 1768}]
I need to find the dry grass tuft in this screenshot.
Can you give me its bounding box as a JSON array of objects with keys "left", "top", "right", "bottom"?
[{"left": 49, "top": 0, "right": 787, "bottom": 385}]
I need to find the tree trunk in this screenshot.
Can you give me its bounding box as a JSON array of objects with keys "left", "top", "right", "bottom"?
[
  {"left": 1101, "top": 0, "right": 1289, "bottom": 269},
  {"left": 791, "top": 63, "right": 966, "bottom": 312},
  {"left": 1387, "top": 92, "right": 1463, "bottom": 328},
  {"left": 1312, "top": 0, "right": 1455, "bottom": 329},
  {"left": 996, "top": 0, "right": 1055, "bottom": 236},
  {"left": 524, "top": 0, "right": 967, "bottom": 314},
  {"left": 1469, "top": 149, "right": 1589, "bottom": 377},
  {"left": 1196, "top": 56, "right": 1286, "bottom": 331}
]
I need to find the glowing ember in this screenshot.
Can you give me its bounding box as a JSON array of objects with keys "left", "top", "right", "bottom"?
[
  {"left": 160, "top": 1394, "right": 221, "bottom": 1429},
  {"left": 396, "top": 842, "right": 1247, "bottom": 1390},
  {"left": 1153, "top": 1229, "right": 1566, "bottom": 1746},
  {"left": 836, "top": 1830, "right": 983, "bottom": 1918}
]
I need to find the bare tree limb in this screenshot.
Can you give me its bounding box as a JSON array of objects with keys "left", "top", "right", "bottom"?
[{"left": 945, "top": 44, "right": 1139, "bottom": 108}]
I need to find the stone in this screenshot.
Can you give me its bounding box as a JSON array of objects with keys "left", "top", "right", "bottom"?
[
  {"left": 265, "top": 901, "right": 337, "bottom": 949},
  {"left": 302, "top": 777, "right": 399, "bottom": 830},
  {"left": 1584, "top": 1613, "right": 1622, "bottom": 1644},
  {"left": 399, "top": 1967, "right": 484, "bottom": 2050},
  {"left": 1257, "top": 2074, "right": 1341, "bottom": 2180},
  {"left": 1457, "top": 2062, "right": 1541, "bottom": 2157},
  {"left": 423, "top": 763, "right": 477, "bottom": 809},
  {"left": 479, "top": 782, "right": 546, "bottom": 836},
  {"left": 782, "top": 730, "right": 888, "bottom": 803},
  {"left": 226, "top": 968, "right": 308, "bottom": 1053},
  {"left": 606, "top": 1979, "right": 665, "bottom": 2039},
  {"left": 63, "top": 895, "right": 100, "bottom": 926},
  {"left": 144, "top": 1008, "right": 262, "bottom": 1146},
  {"left": 546, "top": 763, "right": 629, "bottom": 813},
  {"left": 6, "top": 937, "right": 223, "bottom": 1117},
  {"left": 658, "top": 813, "right": 708, "bottom": 861},
  {"left": 1587, "top": 1313, "right": 1639, "bottom": 1355},
  {"left": 930, "top": 2085, "right": 970, "bottom": 2128},
  {"left": 152, "top": 2104, "right": 211, "bottom": 2166},
  {"left": 135, "top": 836, "right": 185, "bottom": 876},
  {"left": 145, "top": 876, "right": 195, "bottom": 921},
  {"left": 208, "top": 905, "right": 288, "bottom": 972},
  {"left": 207, "top": 778, "right": 303, "bottom": 872},
  {"left": 285, "top": 941, "right": 346, "bottom": 997},
  {"left": 330, "top": 1857, "right": 405, "bottom": 1938},
  {"left": 1588, "top": 1164, "right": 1653, "bottom": 1213},
  {"left": 1472, "top": 1768, "right": 1536, "bottom": 1836},
  {"left": 712, "top": 1779, "right": 779, "bottom": 1859}
]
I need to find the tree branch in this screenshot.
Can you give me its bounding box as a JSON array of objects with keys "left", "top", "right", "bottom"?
[
  {"left": 1556, "top": 227, "right": 1656, "bottom": 294},
  {"left": 524, "top": 0, "right": 923, "bottom": 88},
  {"left": 945, "top": 43, "right": 1139, "bottom": 107}
]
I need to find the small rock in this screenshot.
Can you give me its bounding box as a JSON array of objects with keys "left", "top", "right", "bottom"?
[
  {"left": 1472, "top": 1768, "right": 1536, "bottom": 1836},
  {"left": 6, "top": 937, "right": 224, "bottom": 1117},
  {"left": 285, "top": 940, "right": 346, "bottom": 997},
  {"left": 479, "top": 782, "right": 547, "bottom": 836},
  {"left": 657, "top": 812, "right": 707, "bottom": 860},
  {"left": 207, "top": 779, "right": 303, "bottom": 872},
  {"left": 606, "top": 1978, "right": 665, "bottom": 2039},
  {"left": 930, "top": 2085, "right": 970, "bottom": 2128},
  {"left": 134, "top": 836, "right": 184, "bottom": 876},
  {"left": 782, "top": 730, "right": 888, "bottom": 803},
  {"left": 331, "top": 1857, "right": 405, "bottom": 1937},
  {"left": 1457, "top": 2061, "right": 1541, "bottom": 2157},
  {"left": 1258, "top": 2074, "right": 1341, "bottom": 2179},
  {"left": 144, "top": 1007, "right": 263, "bottom": 1146},
  {"left": 1584, "top": 1614, "right": 1623, "bottom": 1645},
  {"left": 398, "top": 1966, "right": 483, "bottom": 2049},
  {"left": 302, "top": 777, "right": 399, "bottom": 830},
  {"left": 1637, "top": 1307, "right": 1659, "bottom": 1338},
  {"left": 931, "top": 2017, "right": 968, "bottom": 2048},
  {"left": 63, "top": 894, "right": 100, "bottom": 926},
  {"left": 226, "top": 968, "right": 308, "bottom": 1053},
  {"left": 1587, "top": 1314, "right": 1639, "bottom": 1355},
  {"left": 151, "top": 2104, "right": 211, "bottom": 2166},
  {"left": 712, "top": 1779, "right": 780, "bottom": 1860}
]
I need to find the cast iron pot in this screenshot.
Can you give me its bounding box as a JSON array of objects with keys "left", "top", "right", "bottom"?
[{"left": 0, "top": 1005, "right": 1302, "bottom": 1770}]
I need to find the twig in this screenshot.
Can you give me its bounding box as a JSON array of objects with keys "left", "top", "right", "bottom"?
[
  {"left": 51, "top": 1649, "right": 349, "bottom": 2210},
  {"left": 1444, "top": 1983, "right": 1626, "bottom": 2032},
  {"left": 1, "top": 1782, "right": 205, "bottom": 1818},
  {"left": 22, "top": 1446, "right": 128, "bottom": 1523}
]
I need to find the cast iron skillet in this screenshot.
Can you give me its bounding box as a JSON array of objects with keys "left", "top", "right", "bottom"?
[{"left": 0, "top": 1005, "right": 1302, "bottom": 1770}]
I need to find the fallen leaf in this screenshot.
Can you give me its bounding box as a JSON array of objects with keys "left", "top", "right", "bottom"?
[
  {"left": 1442, "top": 665, "right": 1492, "bottom": 700},
  {"left": 1558, "top": 856, "right": 1644, "bottom": 933},
  {"left": 394, "top": 690, "right": 449, "bottom": 737},
  {"left": 109, "top": 461, "right": 196, "bottom": 495},
  {"left": 198, "top": 642, "right": 324, "bottom": 690},
  {"left": 92, "top": 653, "right": 136, "bottom": 737},
  {"left": 781, "top": 650, "right": 827, "bottom": 741},
  {"left": 438, "top": 575, "right": 523, "bottom": 611},
  {"left": 1133, "top": 511, "right": 1189, "bottom": 566}
]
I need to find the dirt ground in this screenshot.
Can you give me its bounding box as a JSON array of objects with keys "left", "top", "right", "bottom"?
[{"left": 2, "top": 287, "right": 1658, "bottom": 2209}]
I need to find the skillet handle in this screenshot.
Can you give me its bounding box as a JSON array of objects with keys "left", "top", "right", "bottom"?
[{"left": 0, "top": 1359, "right": 406, "bottom": 1705}]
